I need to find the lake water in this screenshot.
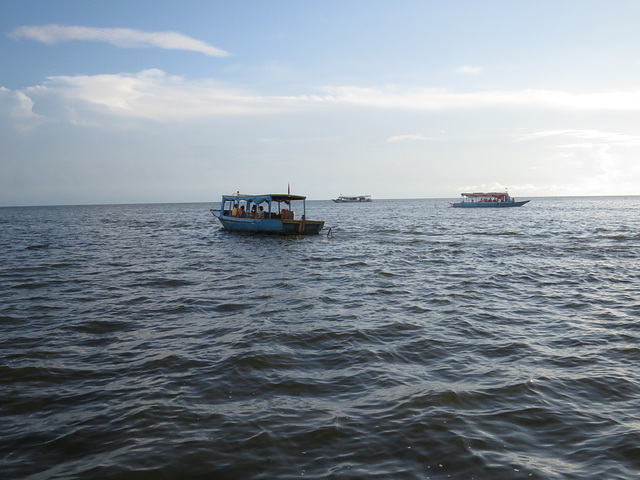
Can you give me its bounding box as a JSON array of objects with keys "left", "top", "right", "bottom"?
[{"left": 1, "top": 197, "right": 639, "bottom": 479}]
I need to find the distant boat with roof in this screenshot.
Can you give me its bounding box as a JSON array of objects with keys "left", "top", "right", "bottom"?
[
  {"left": 211, "top": 191, "right": 325, "bottom": 235},
  {"left": 450, "top": 192, "right": 530, "bottom": 208},
  {"left": 332, "top": 195, "right": 372, "bottom": 203}
]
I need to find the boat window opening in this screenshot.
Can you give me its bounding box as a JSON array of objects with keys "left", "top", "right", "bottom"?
[
  {"left": 225, "top": 199, "right": 237, "bottom": 216},
  {"left": 261, "top": 200, "right": 271, "bottom": 219}
]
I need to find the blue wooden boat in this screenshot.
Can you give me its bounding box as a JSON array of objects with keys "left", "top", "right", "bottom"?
[
  {"left": 450, "top": 192, "right": 530, "bottom": 208},
  {"left": 211, "top": 193, "right": 325, "bottom": 235}
]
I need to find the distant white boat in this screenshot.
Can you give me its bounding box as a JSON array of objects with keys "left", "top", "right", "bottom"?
[{"left": 332, "top": 195, "right": 372, "bottom": 203}]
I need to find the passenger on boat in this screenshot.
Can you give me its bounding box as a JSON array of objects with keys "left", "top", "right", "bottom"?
[
  {"left": 249, "top": 205, "right": 257, "bottom": 218},
  {"left": 258, "top": 206, "right": 265, "bottom": 219},
  {"left": 231, "top": 203, "right": 238, "bottom": 216},
  {"left": 238, "top": 205, "right": 247, "bottom": 218}
]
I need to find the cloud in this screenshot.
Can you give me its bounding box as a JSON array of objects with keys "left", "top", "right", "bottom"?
[
  {"left": 516, "top": 129, "right": 640, "bottom": 196},
  {"left": 518, "top": 129, "right": 640, "bottom": 147},
  {"left": 22, "top": 69, "right": 276, "bottom": 121},
  {"left": 0, "top": 86, "right": 49, "bottom": 132},
  {"left": 9, "top": 71, "right": 640, "bottom": 125},
  {"left": 386, "top": 134, "right": 432, "bottom": 143},
  {"left": 0, "top": 87, "right": 37, "bottom": 117},
  {"left": 319, "top": 86, "right": 640, "bottom": 111},
  {"left": 455, "top": 65, "right": 483, "bottom": 74},
  {"left": 8, "top": 24, "right": 230, "bottom": 57}
]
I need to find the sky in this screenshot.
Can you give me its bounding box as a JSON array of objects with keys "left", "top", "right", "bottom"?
[{"left": 2, "top": 0, "right": 640, "bottom": 206}]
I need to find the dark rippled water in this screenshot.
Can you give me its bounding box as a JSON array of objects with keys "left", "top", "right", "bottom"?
[{"left": 1, "top": 197, "right": 639, "bottom": 479}]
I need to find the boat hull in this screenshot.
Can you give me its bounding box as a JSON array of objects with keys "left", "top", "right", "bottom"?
[
  {"left": 212, "top": 211, "right": 324, "bottom": 235},
  {"left": 451, "top": 200, "right": 530, "bottom": 208}
]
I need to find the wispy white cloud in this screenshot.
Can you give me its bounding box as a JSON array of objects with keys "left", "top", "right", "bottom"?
[
  {"left": 517, "top": 129, "right": 640, "bottom": 196},
  {"left": 9, "top": 71, "right": 640, "bottom": 125},
  {"left": 455, "top": 65, "right": 483, "bottom": 74},
  {"left": 386, "top": 134, "right": 432, "bottom": 143},
  {"left": 8, "top": 24, "right": 230, "bottom": 57},
  {"left": 518, "top": 129, "right": 640, "bottom": 147},
  {"left": 319, "top": 86, "right": 640, "bottom": 111}
]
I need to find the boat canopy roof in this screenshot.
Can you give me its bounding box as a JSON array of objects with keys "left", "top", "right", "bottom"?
[
  {"left": 222, "top": 193, "right": 307, "bottom": 203},
  {"left": 461, "top": 192, "right": 509, "bottom": 199}
]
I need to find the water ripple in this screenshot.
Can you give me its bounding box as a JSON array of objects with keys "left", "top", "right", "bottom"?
[{"left": 1, "top": 198, "right": 639, "bottom": 479}]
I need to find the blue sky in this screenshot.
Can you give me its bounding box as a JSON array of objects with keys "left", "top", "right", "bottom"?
[{"left": 2, "top": 0, "right": 640, "bottom": 206}]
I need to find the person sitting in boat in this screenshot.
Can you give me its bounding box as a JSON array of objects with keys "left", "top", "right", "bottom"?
[
  {"left": 258, "top": 206, "right": 265, "bottom": 219},
  {"left": 238, "top": 205, "right": 247, "bottom": 218},
  {"left": 231, "top": 203, "right": 239, "bottom": 216},
  {"left": 249, "top": 205, "right": 257, "bottom": 218}
]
